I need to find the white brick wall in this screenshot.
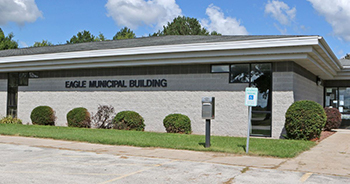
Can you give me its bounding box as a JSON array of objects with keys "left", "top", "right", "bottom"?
[
  {"left": 18, "top": 91, "right": 250, "bottom": 137},
  {"left": 272, "top": 91, "right": 294, "bottom": 138},
  {"left": 0, "top": 79, "right": 7, "bottom": 117}
]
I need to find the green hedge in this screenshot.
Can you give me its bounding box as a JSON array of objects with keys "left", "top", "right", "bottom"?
[
  {"left": 30, "top": 106, "right": 56, "bottom": 126},
  {"left": 67, "top": 107, "right": 91, "bottom": 128},
  {"left": 285, "top": 100, "right": 326, "bottom": 140},
  {"left": 112, "top": 111, "right": 145, "bottom": 131},
  {"left": 163, "top": 114, "right": 191, "bottom": 134}
]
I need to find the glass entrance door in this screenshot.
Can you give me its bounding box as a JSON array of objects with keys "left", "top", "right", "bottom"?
[{"left": 325, "top": 87, "right": 350, "bottom": 129}]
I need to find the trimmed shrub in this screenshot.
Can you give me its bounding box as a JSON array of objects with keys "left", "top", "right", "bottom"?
[
  {"left": 0, "top": 116, "right": 22, "bottom": 124},
  {"left": 30, "top": 106, "right": 56, "bottom": 126},
  {"left": 285, "top": 100, "right": 326, "bottom": 140},
  {"left": 67, "top": 107, "right": 91, "bottom": 128},
  {"left": 324, "top": 107, "right": 342, "bottom": 131},
  {"left": 163, "top": 114, "right": 191, "bottom": 134},
  {"left": 112, "top": 111, "right": 145, "bottom": 131}
]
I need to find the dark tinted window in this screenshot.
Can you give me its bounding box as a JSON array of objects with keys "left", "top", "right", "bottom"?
[
  {"left": 230, "top": 64, "right": 249, "bottom": 83},
  {"left": 211, "top": 65, "right": 229, "bottom": 73}
]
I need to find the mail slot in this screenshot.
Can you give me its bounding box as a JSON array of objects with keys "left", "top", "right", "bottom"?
[{"left": 202, "top": 97, "right": 215, "bottom": 119}]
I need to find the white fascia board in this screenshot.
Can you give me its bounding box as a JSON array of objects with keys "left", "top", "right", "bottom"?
[
  {"left": 311, "top": 49, "right": 337, "bottom": 75},
  {"left": 0, "top": 36, "right": 319, "bottom": 64},
  {"left": 0, "top": 46, "right": 313, "bottom": 69},
  {"left": 0, "top": 54, "right": 308, "bottom": 72},
  {"left": 317, "top": 37, "right": 343, "bottom": 70},
  {"left": 306, "top": 55, "right": 334, "bottom": 79}
]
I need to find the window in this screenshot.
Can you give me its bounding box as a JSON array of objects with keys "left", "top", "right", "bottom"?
[
  {"left": 7, "top": 73, "right": 18, "bottom": 117},
  {"left": 213, "top": 63, "right": 272, "bottom": 136},
  {"left": 18, "top": 72, "right": 29, "bottom": 86},
  {"left": 229, "top": 63, "right": 272, "bottom": 136},
  {"left": 230, "top": 64, "right": 249, "bottom": 83},
  {"left": 211, "top": 65, "right": 229, "bottom": 73},
  {"left": 325, "top": 87, "right": 350, "bottom": 129},
  {"left": 250, "top": 64, "right": 272, "bottom": 136}
]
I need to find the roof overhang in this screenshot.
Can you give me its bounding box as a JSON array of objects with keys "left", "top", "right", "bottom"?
[{"left": 0, "top": 36, "right": 342, "bottom": 80}]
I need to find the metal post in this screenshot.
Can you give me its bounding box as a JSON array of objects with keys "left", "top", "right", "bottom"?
[
  {"left": 205, "top": 119, "right": 211, "bottom": 148},
  {"left": 246, "top": 106, "right": 252, "bottom": 153}
]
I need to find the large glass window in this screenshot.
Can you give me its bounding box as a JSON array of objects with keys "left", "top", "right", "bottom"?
[
  {"left": 229, "top": 63, "right": 272, "bottom": 136},
  {"left": 213, "top": 63, "right": 272, "bottom": 136},
  {"left": 7, "top": 73, "right": 18, "bottom": 117},
  {"left": 230, "top": 64, "right": 250, "bottom": 83},
  {"left": 250, "top": 64, "right": 272, "bottom": 136}
]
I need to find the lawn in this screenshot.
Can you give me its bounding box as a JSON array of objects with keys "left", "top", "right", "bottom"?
[{"left": 0, "top": 124, "right": 316, "bottom": 158}]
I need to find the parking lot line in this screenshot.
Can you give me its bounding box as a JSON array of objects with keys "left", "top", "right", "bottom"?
[{"left": 300, "top": 172, "right": 313, "bottom": 182}]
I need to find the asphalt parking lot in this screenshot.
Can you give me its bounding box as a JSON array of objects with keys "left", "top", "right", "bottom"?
[{"left": 1, "top": 143, "right": 349, "bottom": 184}]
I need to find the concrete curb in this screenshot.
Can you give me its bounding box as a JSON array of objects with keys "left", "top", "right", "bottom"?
[{"left": 0, "top": 135, "right": 286, "bottom": 169}]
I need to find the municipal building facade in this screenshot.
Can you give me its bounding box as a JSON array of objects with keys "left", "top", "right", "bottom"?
[{"left": 0, "top": 35, "right": 348, "bottom": 138}]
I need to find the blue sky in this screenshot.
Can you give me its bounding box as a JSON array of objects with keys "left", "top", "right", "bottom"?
[{"left": 0, "top": 0, "right": 349, "bottom": 58}]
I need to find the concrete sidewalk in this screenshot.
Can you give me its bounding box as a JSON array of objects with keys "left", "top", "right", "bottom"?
[
  {"left": 0, "top": 130, "right": 349, "bottom": 177},
  {"left": 278, "top": 130, "right": 350, "bottom": 176}
]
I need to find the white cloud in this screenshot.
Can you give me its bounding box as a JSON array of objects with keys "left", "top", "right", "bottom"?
[
  {"left": 19, "top": 41, "right": 28, "bottom": 48},
  {"left": 274, "top": 23, "right": 287, "bottom": 35},
  {"left": 265, "top": 0, "right": 296, "bottom": 25},
  {"left": 0, "top": 0, "right": 42, "bottom": 25},
  {"left": 201, "top": 4, "right": 248, "bottom": 35},
  {"left": 308, "top": 0, "right": 350, "bottom": 41},
  {"left": 105, "top": 0, "right": 181, "bottom": 30}
]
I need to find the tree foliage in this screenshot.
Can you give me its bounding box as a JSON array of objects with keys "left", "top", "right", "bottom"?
[
  {"left": 151, "top": 16, "right": 220, "bottom": 36},
  {"left": 0, "top": 28, "right": 18, "bottom": 50},
  {"left": 33, "top": 40, "right": 53, "bottom": 47},
  {"left": 113, "top": 27, "right": 136, "bottom": 40},
  {"left": 67, "top": 30, "right": 97, "bottom": 44},
  {"left": 94, "top": 32, "right": 106, "bottom": 42}
]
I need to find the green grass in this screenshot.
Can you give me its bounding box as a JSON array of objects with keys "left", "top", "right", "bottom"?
[{"left": 0, "top": 124, "right": 316, "bottom": 158}]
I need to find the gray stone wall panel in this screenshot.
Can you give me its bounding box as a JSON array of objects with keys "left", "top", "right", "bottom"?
[
  {"left": 20, "top": 73, "right": 248, "bottom": 92},
  {"left": 293, "top": 73, "right": 323, "bottom": 104}
]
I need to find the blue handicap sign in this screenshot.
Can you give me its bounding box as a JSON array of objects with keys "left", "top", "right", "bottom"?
[{"left": 245, "top": 87, "right": 258, "bottom": 106}]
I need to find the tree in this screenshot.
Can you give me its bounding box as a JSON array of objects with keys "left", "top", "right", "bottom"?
[
  {"left": 210, "top": 31, "right": 222, "bottom": 36},
  {"left": 0, "top": 28, "right": 18, "bottom": 50},
  {"left": 67, "top": 30, "right": 96, "bottom": 44},
  {"left": 94, "top": 32, "right": 107, "bottom": 42},
  {"left": 33, "top": 40, "right": 53, "bottom": 47},
  {"left": 113, "top": 27, "right": 136, "bottom": 40},
  {"left": 151, "top": 16, "right": 220, "bottom": 36}
]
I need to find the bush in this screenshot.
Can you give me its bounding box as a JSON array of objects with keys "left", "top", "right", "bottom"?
[
  {"left": 91, "top": 105, "right": 115, "bottom": 129},
  {"left": 324, "top": 107, "right": 342, "bottom": 131},
  {"left": 112, "top": 111, "right": 145, "bottom": 131},
  {"left": 163, "top": 114, "right": 191, "bottom": 134},
  {"left": 0, "top": 116, "right": 22, "bottom": 124},
  {"left": 285, "top": 100, "right": 326, "bottom": 140},
  {"left": 67, "top": 107, "right": 91, "bottom": 128},
  {"left": 30, "top": 106, "right": 56, "bottom": 126}
]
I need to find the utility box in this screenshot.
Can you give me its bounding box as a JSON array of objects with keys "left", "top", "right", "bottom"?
[{"left": 202, "top": 97, "right": 215, "bottom": 119}]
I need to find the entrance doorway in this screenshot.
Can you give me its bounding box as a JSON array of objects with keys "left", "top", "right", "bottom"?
[{"left": 325, "top": 87, "right": 350, "bottom": 129}]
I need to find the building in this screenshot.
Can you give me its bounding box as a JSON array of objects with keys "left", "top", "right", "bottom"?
[{"left": 0, "top": 35, "right": 347, "bottom": 138}]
